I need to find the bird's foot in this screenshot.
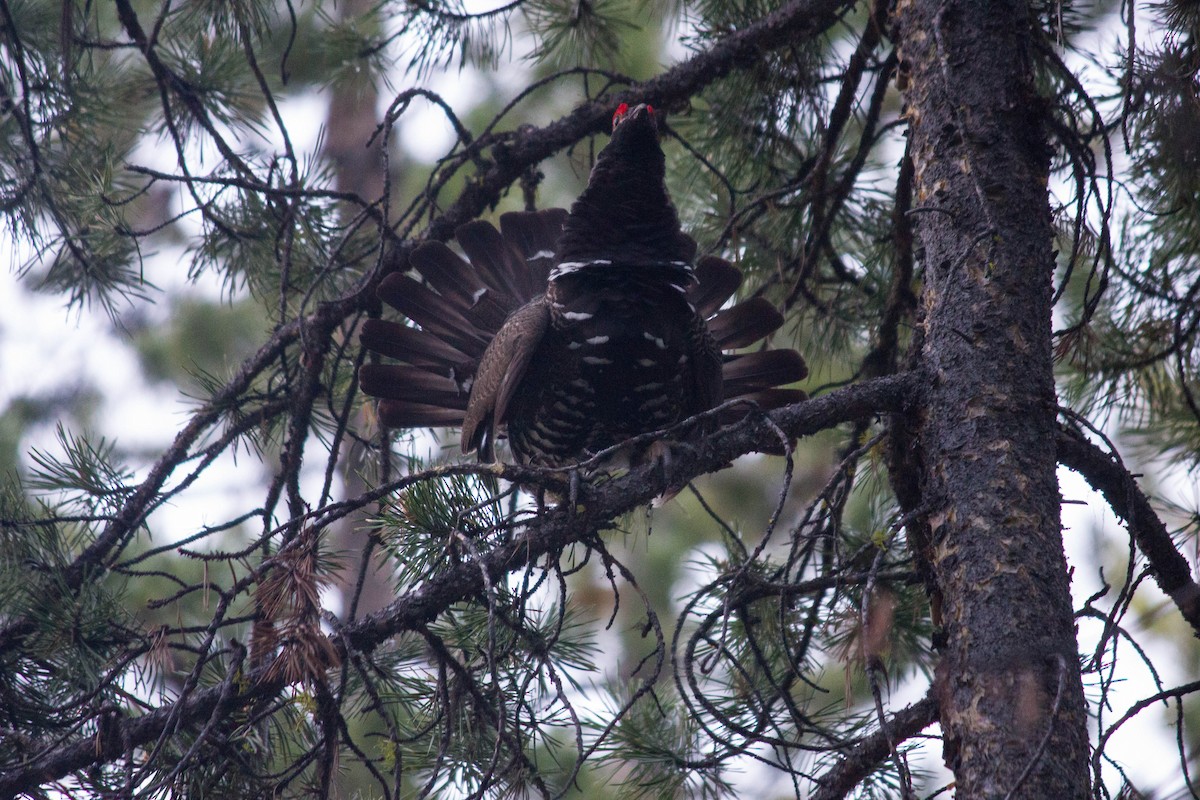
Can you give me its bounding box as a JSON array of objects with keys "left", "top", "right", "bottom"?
[{"left": 643, "top": 439, "right": 693, "bottom": 506}]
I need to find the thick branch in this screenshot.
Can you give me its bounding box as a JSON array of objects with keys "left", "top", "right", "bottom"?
[
  {"left": 1056, "top": 428, "right": 1200, "bottom": 637},
  {"left": 348, "top": 373, "right": 914, "bottom": 651},
  {"left": 811, "top": 694, "right": 939, "bottom": 800},
  {"left": 0, "top": 373, "right": 916, "bottom": 796}
]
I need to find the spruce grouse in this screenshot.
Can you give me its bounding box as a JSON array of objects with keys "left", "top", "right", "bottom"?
[{"left": 360, "top": 103, "right": 807, "bottom": 466}]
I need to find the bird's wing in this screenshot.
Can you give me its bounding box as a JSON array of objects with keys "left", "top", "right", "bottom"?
[{"left": 460, "top": 298, "right": 551, "bottom": 460}]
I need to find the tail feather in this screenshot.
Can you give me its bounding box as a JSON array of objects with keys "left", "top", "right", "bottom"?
[
  {"left": 376, "top": 273, "right": 490, "bottom": 358},
  {"left": 690, "top": 256, "right": 742, "bottom": 317},
  {"left": 716, "top": 388, "right": 807, "bottom": 454},
  {"left": 411, "top": 241, "right": 523, "bottom": 333},
  {"left": 722, "top": 349, "right": 808, "bottom": 393},
  {"left": 463, "top": 290, "right": 514, "bottom": 333},
  {"left": 500, "top": 210, "right": 565, "bottom": 298},
  {"left": 708, "top": 298, "right": 785, "bottom": 349},
  {"left": 410, "top": 241, "right": 496, "bottom": 315},
  {"left": 500, "top": 209, "right": 566, "bottom": 259},
  {"left": 359, "top": 364, "right": 470, "bottom": 409},
  {"left": 455, "top": 220, "right": 530, "bottom": 303},
  {"left": 676, "top": 233, "right": 699, "bottom": 264},
  {"left": 377, "top": 400, "right": 466, "bottom": 428},
  {"left": 360, "top": 319, "right": 473, "bottom": 372}
]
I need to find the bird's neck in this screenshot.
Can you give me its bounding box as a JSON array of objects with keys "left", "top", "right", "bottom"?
[{"left": 555, "top": 148, "right": 690, "bottom": 266}]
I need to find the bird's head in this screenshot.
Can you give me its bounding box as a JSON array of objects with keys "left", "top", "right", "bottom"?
[
  {"left": 607, "top": 103, "right": 661, "bottom": 151},
  {"left": 611, "top": 102, "right": 656, "bottom": 132}
]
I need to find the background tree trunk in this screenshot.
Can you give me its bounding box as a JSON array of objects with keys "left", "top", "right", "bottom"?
[{"left": 895, "top": 1, "right": 1090, "bottom": 795}]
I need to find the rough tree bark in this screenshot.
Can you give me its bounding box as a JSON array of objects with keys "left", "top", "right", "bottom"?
[{"left": 893, "top": 1, "right": 1090, "bottom": 796}]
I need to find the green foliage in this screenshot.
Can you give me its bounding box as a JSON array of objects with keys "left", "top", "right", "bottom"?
[
  {"left": 1, "top": 0, "right": 1198, "bottom": 796},
  {"left": 599, "top": 684, "right": 735, "bottom": 799},
  {"left": 0, "top": 482, "right": 138, "bottom": 750},
  {"left": 27, "top": 425, "right": 134, "bottom": 515},
  {"left": 378, "top": 473, "right": 507, "bottom": 586},
  {"left": 523, "top": 0, "right": 639, "bottom": 67}
]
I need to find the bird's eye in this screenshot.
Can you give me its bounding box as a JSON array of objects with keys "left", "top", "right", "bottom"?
[{"left": 612, "top": 103, "right": 629, "bottom": 130}]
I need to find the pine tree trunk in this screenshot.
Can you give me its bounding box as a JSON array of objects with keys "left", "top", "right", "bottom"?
[{"left": 893, "top": 1, "right": 1090, "bottom": 796}]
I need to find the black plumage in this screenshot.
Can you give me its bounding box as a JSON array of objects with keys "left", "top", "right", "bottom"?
[{"left": 360, "top": 103, "right": 807, "bottom": 466}]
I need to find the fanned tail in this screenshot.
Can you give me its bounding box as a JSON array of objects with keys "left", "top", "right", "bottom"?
[
  {"left": 696, "top": 256, "right": 809, "bottom": 445},
  {"left": 361, "top": 215, "right": 808, "bottom": 447},
  {"left": 691, "top": 254, "right": 808, "bottom": 406},
  {"left": 360, "top": 210, "right": 567, "bottom": 432}
]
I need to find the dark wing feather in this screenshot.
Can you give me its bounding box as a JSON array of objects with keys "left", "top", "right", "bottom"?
[
  {"left": 722, "top": 349, "right": 808, "bottom": 394},
  {"left": 461, "top": 298, "right": 551, "bottom": 460},
  {"left": 689, "top": 255, "right": 743, "bottom": 317},
  {"left": 708, "top": 298, "right": 785, "bottom": 349},
  {"left": 376, "top": 273, "right": 489, "bottom": 358},
  {"left": 455, "top": 220, "right": 529, "bottom": 303}
]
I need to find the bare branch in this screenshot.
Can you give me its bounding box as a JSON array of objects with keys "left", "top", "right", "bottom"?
[{"left": 1056, "top": 427, "right": 1200, "bottom": 637}]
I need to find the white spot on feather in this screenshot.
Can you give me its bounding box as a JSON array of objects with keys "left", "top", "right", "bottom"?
[
  {"left": 550, "top": 258, "right": 613, "bottom": 280},
  {"left": 643, "top": 332, "right": 667, "bottom": 349}
]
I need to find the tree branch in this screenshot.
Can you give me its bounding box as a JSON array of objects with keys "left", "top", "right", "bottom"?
[
  {"left": 0, "top": 0, "right": 854, "bottom": 659},
  {"left": 810, "top": 694, "right": 939, "bottom": 800},
  {"left": 1056, "top": 428, "right": 1200, "bottom": 637},
  {"left": 0, "top": 373, "right": 916, "bottom": 796}
]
